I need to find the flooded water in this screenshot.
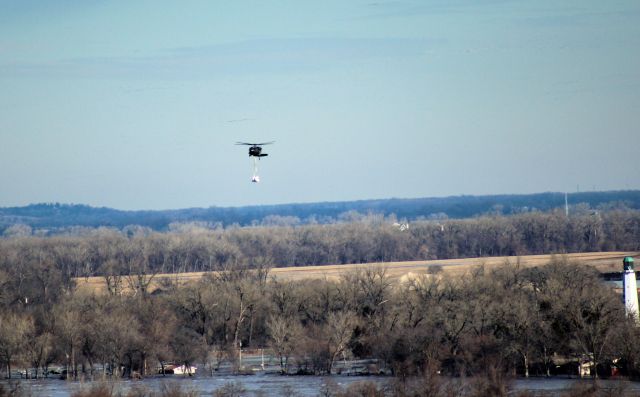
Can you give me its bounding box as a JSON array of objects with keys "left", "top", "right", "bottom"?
[
  {"left": 4, "top": 375, "right": 381, "bottom": 397},
  {"left": 512, "top": 378, "right": 640, "bottom": 395},
  {"left": 3, "top": 375, "right": 640, "bottom": 396}
]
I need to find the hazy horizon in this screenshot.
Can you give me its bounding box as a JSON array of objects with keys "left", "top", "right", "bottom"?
[
  {"left": 2, "top": 1, "right": 639, "bottom": 210},
  {"left": 2, "top": 189, "right": 636, "bottom": 213}
]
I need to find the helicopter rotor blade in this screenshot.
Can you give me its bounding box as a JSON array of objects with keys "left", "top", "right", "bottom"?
[{"left": 235, "top": 141, "right": 275, "bottom": 146}]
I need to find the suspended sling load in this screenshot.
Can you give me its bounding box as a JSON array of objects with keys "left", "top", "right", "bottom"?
[{"left": 235, "top": 141, "right": 274, "bottom": 182}]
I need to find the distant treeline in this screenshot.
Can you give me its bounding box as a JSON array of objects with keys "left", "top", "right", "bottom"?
[
  {"left": 1, "top": 190, "right": 639, "bottom": 233},
  {"left": 1, "top": 209, "right": 639, "bottom": 278},
  {"left": 2, "top": 256, "right": 640, "bottom": 388}
]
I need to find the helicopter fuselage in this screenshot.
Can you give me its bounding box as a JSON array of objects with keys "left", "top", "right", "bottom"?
[{"left": 249, "top": 146, "right": 268, "bottom": 157}]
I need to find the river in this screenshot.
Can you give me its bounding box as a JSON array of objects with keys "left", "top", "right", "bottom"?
[{"left": 3, "top": 375, "right": 640, "bottom": 396}]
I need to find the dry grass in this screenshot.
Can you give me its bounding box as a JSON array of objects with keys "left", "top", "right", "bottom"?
[{"left": 74, "top": 251, "right": 639, "bottom": 295}]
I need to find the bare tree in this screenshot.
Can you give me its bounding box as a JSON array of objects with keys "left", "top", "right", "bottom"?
[
  {"left": 267, "top": 314, "right": 302, "bottom": 373},
  {"left": 54, "top": 302, "right": 82, "bottom": 379},
  {"left": 0, "top": 313, "right": 33, "bottom": 378},
  {"left": 323, "top": 311, "right": 357, "bottom": 374}
]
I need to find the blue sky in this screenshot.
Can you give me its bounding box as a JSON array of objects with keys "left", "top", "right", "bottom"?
[{"left": 1, "top": 0, "right": 639, "bottom": 210}]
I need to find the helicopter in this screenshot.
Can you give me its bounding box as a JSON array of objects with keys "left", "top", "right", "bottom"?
[
  {"left": 235, "top": 141, "right": 274, "bottom": 157},
  {"left": 236, "top": 141, "right": 274, "bottom": 182}
]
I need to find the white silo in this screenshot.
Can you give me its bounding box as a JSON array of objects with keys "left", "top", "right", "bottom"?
[{"left": 623, "top": 256, "right": 639, "bottom": 319}]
